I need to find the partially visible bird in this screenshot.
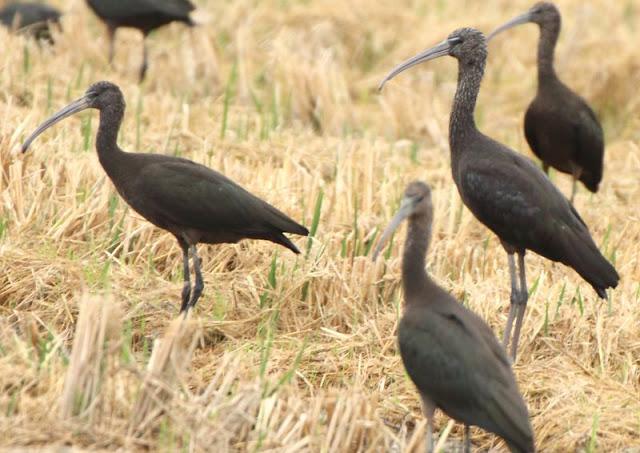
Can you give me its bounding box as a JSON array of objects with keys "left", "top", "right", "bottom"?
[
  {"left": 488, "top": 2, "right": 605, "bottom": 203},
  {"left": 85, "top": 0, "right": 196, "bottom": 81},
  {"left": 21, "top": 81, "right": 308, "bottom": 314},
  {"left": 373, "top": 181, "right": 535, "bottom": 453},
  {"left": 0, "top": 2, "right": 61, "bottom": 43},
  {"left": 378, "top": 28, "right": 618, "bottom": 360}
]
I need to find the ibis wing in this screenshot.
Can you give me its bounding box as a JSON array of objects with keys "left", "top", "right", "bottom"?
[
  {"left": 572, "top": 104, "right": 604, "bottom": 189},
  {"left": 399, "top": 312, "right": 478, "bottom": 413},
  {"left": 524, "top": 85, "right": 604, "bottom": 191},
  {"left": 134, "top": 160, "right": 291, "bottom": 234},
  {"left": 460, "top": 145, "right": 617, "bottom": 294},
  {"left": 147, "top": 0, "right": 196, "bottom": 15},
  {"left": 0, "top": 3, "right": 61, "bottom": 25},
  {"left": 574, "top": 101, "right": 603, "bottom": 148},
  {"left": 523, "top": 103, "right": 542, "bottom": 159},
  {"left": 459, "top": 149, "right": 586, "bottom": 259},
  {"left": 88, "top": 0, "right": 193, "bottom": 21},
  {"left": 398, "top": 304, "right": 531, "bottom": 446}
]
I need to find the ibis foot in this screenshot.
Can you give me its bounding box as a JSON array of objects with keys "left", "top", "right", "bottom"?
[{"left": 464, "top": 425, "right": 470, "bottom": 453}]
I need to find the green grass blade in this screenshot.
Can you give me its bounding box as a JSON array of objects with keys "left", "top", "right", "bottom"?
[
  {"left": 306, "top": 189, "right": 324, "bottom": 257},
  {"left": 220, "top": 60, "right": 238, "bottom": 140}
]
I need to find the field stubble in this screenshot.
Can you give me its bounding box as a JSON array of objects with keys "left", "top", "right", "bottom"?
[{"left": 0, "top": 0, "right": 639, "bottom": 451}]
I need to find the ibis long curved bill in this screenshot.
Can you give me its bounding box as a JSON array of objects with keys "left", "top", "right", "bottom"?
[
  {"left": 21, "top": 94, "right": 93, "bottom": 152},
  {"left": 487, "top": 11, "right": 533, "bottom": 41},
  {"left": 372, "top": 196, "right": 416, "bottom": 260},
  {"left": 378, "top": 40, "right": 451, "bottom": 91}
]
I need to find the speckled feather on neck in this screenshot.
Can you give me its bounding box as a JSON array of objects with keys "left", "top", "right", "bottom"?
[{"left": 449, "top": 52, "right": 486, "bottom": 167}]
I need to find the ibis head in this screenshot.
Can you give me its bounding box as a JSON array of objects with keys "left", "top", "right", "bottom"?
[
  {"left": 22, "top": 82, "right": 123, "bottom": 153},
  {"left": 378, "top": 28, "right": 487, "bottom": 91},
  {"left": 372, "top": 181, "right": 432, "bottom": 260},
  {"left": 488, "top": 2, "right": 560, "bottom": 40}
]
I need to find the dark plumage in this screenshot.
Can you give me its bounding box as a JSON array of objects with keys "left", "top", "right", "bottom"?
[
  {"left": 85, "top": 0, "right": 196, "bottom": 81},
  {"left": 0, "top": 2, "right": 61, "bottom": 43},
  {"left": 21, "top": 81, "right": 308, "bottom": 313},
  {"left": 373, "top": 181, "right": 535, "bottom": 453},
  {"left": 379, "top": 28, "right": 618, "bottom": 360},
  {"left": 488, "top": 1, "right": 605, "bottom": 203}
]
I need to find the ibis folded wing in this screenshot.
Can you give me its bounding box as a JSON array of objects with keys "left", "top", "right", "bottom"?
[
  {"left": 86, "top": 0, "right": 194, "bottom": 24},
  {"left": 459, "top": 144, "right": 618, "bottom": 295},
  {"left": 399, "top": 301, "right": 533, "bottom": 451},
  {"left": 131, "top": 158, "right": 307, "bottom": 249}
]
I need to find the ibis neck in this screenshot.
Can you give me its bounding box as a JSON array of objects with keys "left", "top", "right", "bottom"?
[
  {"left": 537, "top": 20, "right": 560, "bottom": 82},
  {"left": 96, "top": 105, "right": 126, "bottom": 177},
  {"left": 449, "top": 58, "right": 484, "bottom": 163},
  {"left": 402, "top": 214, "right": 434, "bottom": 302}
]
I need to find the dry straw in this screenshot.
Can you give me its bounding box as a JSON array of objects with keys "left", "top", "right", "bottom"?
[
  {"left": 59, "top": 292, "right": 121, "bottom": 420},
  {"left": 0, "top": 0, "right": 639, "bottom": 451},
  {"left": 128, "top": 313, "right": 201, "bottom": 438}
]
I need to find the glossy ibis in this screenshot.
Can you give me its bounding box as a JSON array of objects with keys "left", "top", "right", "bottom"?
[
  {"left": 21, "top": 81, "right": 308, "bottom": 313},
  {"left": 85, "top": 0, "right": 196, "bottom": 81},
  {"left": 0, "top": 2, "right": 61, "bottom": 43},
  {"left": 488, "top": 2, "right": 605, "bottom": 203},
  {"left": 379, "top": 28, "right": 618, "bottom": 360},
  {"left": 373, "top": 181, "right": 534, "bottom": 453}
]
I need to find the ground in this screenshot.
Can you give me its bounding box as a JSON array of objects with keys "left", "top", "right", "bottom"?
[{"left": 0, "top": 0, "right": 639, "bottom": 451}]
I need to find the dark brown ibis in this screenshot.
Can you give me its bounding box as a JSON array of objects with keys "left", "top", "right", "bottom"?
[
  {"left": 373, "top": 181, "right": 534, "bottom": 453},
  {"left": 85, "top": 0, "right": 196, "bottom": 81},
  {"left": 488, "top": 2, "right": 605, "bottom": 203},
  {"left": 21, "top": 81, "right": 308, "bottom": 313},
  {"left": 379, "top": 28, "right": 618, "bottom": 360},
  {"left": 0, "top": 2, "right": 61, "bottom": 43}
]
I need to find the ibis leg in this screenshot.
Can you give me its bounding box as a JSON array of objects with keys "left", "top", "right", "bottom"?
[
  {"left": 139, "top": 37, "right": 149, "bottom": 82},
  {"left": 187, "top": 245, "right": 204, "bottom": 310},
  {"left": 179, "top": 242, "right": 191, "bottom": 314},
  {"left": 510, "top": 253, "right": 529, "bottom": 361},
  {"left": 425, "top": 418, "right": 434, "bottom": 453},
  {"left": 502, "top": 253, "right": 519, "bottom": 350},
  {"left": 570, "top": 178, "right": 577, "bottom": 204},
  {"left": 421, "top": 395, "right": 436, "bottom": 453},
  {"left": 107, "top": 26, "right": 116, "bottom": 64},
  {"left": 570, "top": 167, "right": 582, "bottom": 204},
  {"left": 464, "top": 425, "right": 470, "bottom": 453}
]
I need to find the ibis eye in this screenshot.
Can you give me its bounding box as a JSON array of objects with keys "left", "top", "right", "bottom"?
[{"left": 448, "top": 37, "right": 463, "bottom": 45}]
